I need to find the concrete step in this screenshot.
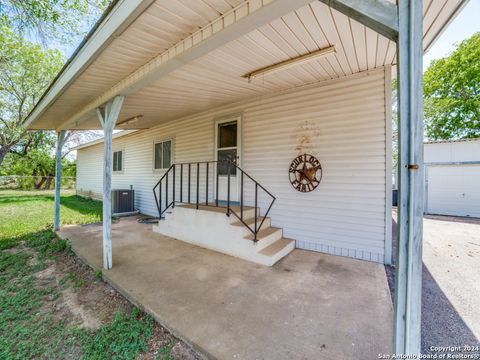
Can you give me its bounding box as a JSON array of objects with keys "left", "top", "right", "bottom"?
[
  {"left": 257, "top": 238, "right": 295, "bottom": 266},
  {"left": 163, "top": 211, "right": 174, "bottom": 220},
  {"left": 231, "top": 216, "right": 271, "bottom": 233},
  {"left": 245, "top": 226, "right": 283, "bottom": 251},
  {"left": 154, "top": 203, "right": 294, "bottom": 266},
  {"left": 176, "top": 204, "right": 259, "bottom": 222},
  {"left": 228, "top": 208, "right": 258, "bottom": 223}
]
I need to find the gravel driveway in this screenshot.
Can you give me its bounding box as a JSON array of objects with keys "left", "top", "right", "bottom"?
[{"left": 386, "top": 211, "right": 480, "bottom": 354}]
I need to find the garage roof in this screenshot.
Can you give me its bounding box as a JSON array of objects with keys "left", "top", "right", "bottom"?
[{"left": 424, "top": 138, "right": 480, "bottom": 144}]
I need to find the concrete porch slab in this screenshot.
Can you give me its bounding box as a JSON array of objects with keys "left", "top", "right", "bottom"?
[{"left": 58, "top": 217, "right": 392, "bottom": 360}]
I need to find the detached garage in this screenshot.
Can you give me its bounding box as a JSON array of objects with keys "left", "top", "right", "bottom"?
[{"left": 425, "top": 138, "right": 480, "bottom": 218}]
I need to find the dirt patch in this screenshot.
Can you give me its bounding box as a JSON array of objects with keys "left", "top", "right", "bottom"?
[
  {"left": 53, "top": 253, "right": 131, "bottom": 325},
  {"left": 62, "top": 286, "right": 101, "bottom": 329},
  {"left": 35, "top": 264, "right": 55, "bottom": 279},
  {"left": 3, "top": 247, "right": 24, "bottom": 254},
  {"left": 32, "top": 258, "right": 101, "bottom": 329},
  {"left": 170, "top": 342, "right": 201, "bottom": 360},
  {"left": 139, "top": 323, "right": 202, "bottom": 360},
  {"left": 29, "top": 249, "right": 201, "bottom": 358},
  {"left": 5, "top": 243, "right": 38, "bottom": 265}
]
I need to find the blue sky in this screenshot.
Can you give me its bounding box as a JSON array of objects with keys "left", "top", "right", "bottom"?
[{"left": 424, "top": 0, "right": 480, "bottom": 69}]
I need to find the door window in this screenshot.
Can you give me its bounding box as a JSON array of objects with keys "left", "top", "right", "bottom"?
[
  {"left": 217, "top": 121, "right": 237, "bottom": 175},
  {"left": 218, "top": 121, "right": 237, "bottom": 148}
]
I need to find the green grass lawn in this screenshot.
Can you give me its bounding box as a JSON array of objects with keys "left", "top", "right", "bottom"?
[
  {"left": 0, "top": 190, "right": 175, "bottom": 360},
  {"left": 0, "top": 190, "right": 102, "bottom": 249}
]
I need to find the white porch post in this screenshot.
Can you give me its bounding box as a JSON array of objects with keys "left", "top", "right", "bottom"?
[
  {"left": 394, "top": 0, "right": 424, "bottom": 354},
  {"left": 54, "top": 130, "right": 66, "bottom": 231},
  {"left": 97, "top": 95, "right": 125, "bottom": 269},
  {"left": 315, "top": 0, "right": 424, "bottom": 354}
]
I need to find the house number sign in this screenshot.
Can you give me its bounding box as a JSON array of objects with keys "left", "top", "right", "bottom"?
[{"left": 289, "top": 154, "right": 323, "bottom": 192}]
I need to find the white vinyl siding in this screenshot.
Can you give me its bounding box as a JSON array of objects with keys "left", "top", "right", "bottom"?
[
  {"left": 76, "top": 68, "right": 389, "bottom": 263},
  {"left": 424, "top": 139, "right": 480, "bottom": 218},
  {"left": 426, "top": 165, "right": 480, "bottom": 218},
  {"left": 76, "top": 147, "right": 103, "bottom": 199},
  {"left": 424, "top": 140, "right": 480, "bottom": 163}
]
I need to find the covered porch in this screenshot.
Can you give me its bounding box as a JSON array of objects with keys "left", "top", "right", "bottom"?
[
  {"left": 24, "top": 0, "right": 469, "bottom": 355},
  {"left": 58, "top": 216, "right": 392, "bottom": 359}
]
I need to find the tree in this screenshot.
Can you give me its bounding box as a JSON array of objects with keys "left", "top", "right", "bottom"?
[
  {"left": 0, "top": 1, "right": 108, "bottom": 170},
  {"left": 424, "top": 32, "right": 480, "bottom": 140},
  {"left": 0, "top": 25, "right": 64, "bottom": 168},
  {"left": 1, "top": 146, "right": 76, "bottom": 190},
  {"left": 63, "top": 130, "right": 103, "bottom": 160},
  {"left": 0, "top": 130, "right": 79, "bottom": 190},
  {"left": 0, "top": 0, "right": 109, "bottom": 47}
]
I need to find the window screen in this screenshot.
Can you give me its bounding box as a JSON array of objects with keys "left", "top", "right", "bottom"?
[
  {"left": 154, "top": 140, "right": 172, "bottom": 169},
  {"left": 217, "top": 149, "right": 237, "bottom": 175}
]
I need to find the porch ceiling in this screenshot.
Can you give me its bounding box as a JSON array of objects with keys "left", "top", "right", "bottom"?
[{"left": 27, "top": 0, "right": 466, "bottom": 131}]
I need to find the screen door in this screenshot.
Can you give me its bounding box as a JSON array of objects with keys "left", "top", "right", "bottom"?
[{"left": 215, "top": 119, "right": 240, "bottom": 202}]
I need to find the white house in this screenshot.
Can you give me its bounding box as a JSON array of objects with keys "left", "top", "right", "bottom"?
[
  {"left": 424, "top": 138, "right": 480, "bottom": 218},
  {"left": 74, "top": 67, "right": 394, "bottom": 265},
  {"left": 23, "top": 0, "right": 468, "bottom": 354}
]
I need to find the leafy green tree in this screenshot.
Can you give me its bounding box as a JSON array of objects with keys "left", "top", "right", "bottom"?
[
  {"left": 0, "top": 130, "right": 77, "bottom": 189},
  {"left": 0, "top": 0, "right": 109, "bottom": 46},
  {"left": 0, "top": 24, "right": 64, "bottom": 168},
  {"left": 0, "top": 1, "right": 108, "bottom": 170},
  {"left": 1, "top": 148, "right": 76, "bottom": 189},
  {"left": 424, "top": 32, "right": 480, "bottom": 140}
]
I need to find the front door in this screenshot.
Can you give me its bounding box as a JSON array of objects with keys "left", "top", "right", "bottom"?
[{"left": 215, "top": 117, "right": 241, "bottom": 203}]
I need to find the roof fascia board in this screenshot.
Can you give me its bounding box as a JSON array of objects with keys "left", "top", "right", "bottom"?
[
  {"left": 318, "top": 0, "right": 399, "bottom": 41},
  {"left": 72, "top": 130, "right": 138, "bottom": 150},
  {"left": 424, "top": 0, "right": 469, "bottom": 52},
  {"left": 24, "top": 0, "right": 155, "bottom": 129},
  {"left": 56, "top": 0, "right": 315, "bottom": 131}
]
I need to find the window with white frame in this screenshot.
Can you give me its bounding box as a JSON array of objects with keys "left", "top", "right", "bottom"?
[
  {"left": 113, "top": 150, "right": 123, "bottom": 172},
  {"left": 154, "top": 140, "right": 172, "bottom": 170}
]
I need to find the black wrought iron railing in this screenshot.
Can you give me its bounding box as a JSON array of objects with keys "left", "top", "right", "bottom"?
[{"left": 152, "top": 160, "right": 276, "bottom": 241}]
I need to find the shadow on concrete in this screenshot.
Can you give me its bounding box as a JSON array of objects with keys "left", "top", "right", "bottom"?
[
  {"left": 385, "top": 216, "right": 479, "bottom": 353},
  {"left": 421, "top": 264, "right": 479, "bottom": 352}
]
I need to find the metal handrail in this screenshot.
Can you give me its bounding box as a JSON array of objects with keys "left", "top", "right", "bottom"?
[
  {"left": 152, "top": 164, "right": 174, "bottom": 219},
  {"left": 152, "top": 160, "right": 276, "bottom": 241}
]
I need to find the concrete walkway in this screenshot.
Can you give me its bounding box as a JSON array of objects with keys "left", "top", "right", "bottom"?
[
  {"left": 58, "top": 217, "right": 392, "bottom": 360},
  {"left": 422, "top": 215, "right": 480, "bottom": 350},
  {"left": 387, "top": 211, "right": 480, "bottom": 353}
]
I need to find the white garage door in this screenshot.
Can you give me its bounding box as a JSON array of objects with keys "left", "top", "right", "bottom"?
[{"left": 427, "top": 164, "right": 480, "bottom": 217}]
